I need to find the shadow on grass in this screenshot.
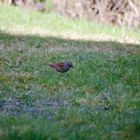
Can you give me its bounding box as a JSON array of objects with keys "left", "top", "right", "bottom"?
[
  {"left": 0, "top": 31, "right": 139, "bottom": 52},
  {"left": 0, "top": 31, "right": 140, "bottom": 140},
  {"left": 0, "top": 31, "right": 140, "bottom": 95}
]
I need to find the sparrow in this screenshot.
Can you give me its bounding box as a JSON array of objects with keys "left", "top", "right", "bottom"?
[{"left": 47, "top": 61, "right": 73, "bottom": 73}]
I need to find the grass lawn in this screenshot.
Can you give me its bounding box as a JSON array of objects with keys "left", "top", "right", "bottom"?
[{"left": 0, "top": 4, "right": 140, "bottom": 140}]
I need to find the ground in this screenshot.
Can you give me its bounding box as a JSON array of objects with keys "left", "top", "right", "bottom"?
[{"left": 0, "top": 4, "right": 140, "bottom": 140}]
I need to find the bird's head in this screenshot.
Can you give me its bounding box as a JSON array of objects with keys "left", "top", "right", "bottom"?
[{"left": 65, "top": 61, "right": 73, "bottom": 68}]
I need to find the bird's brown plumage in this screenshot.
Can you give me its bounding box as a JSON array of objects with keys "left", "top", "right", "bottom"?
[{"left": 47, "top": 61, "right": 73, "bottom": 73}]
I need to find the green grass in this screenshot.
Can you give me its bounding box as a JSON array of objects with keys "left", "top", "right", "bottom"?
[
  {"left": 0, "top": 4, "right": 140, "bottom": 140},
  {"left": 0, "top": 4, "right": 140, "bottom": 41}
]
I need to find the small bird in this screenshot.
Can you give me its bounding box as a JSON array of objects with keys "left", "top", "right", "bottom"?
[{"left": 47, "top": 61, "right": 73, "bottom": 73}]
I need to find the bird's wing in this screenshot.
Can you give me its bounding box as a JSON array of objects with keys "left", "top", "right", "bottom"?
[
  {"left": 56, "top": 62, "right": 65, "bottom": 68},
  {"left": 48, "top": 62, "right": 67, "bottom": 72}
]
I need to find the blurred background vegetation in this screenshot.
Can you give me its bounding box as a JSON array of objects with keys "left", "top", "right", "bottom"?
[{"left": 1, "top": 0, "right": 140, "bottom": 28}]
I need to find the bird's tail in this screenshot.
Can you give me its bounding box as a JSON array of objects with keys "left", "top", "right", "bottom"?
[{"left": 46, "top": 64, "right": 54, "bottom": 68}]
